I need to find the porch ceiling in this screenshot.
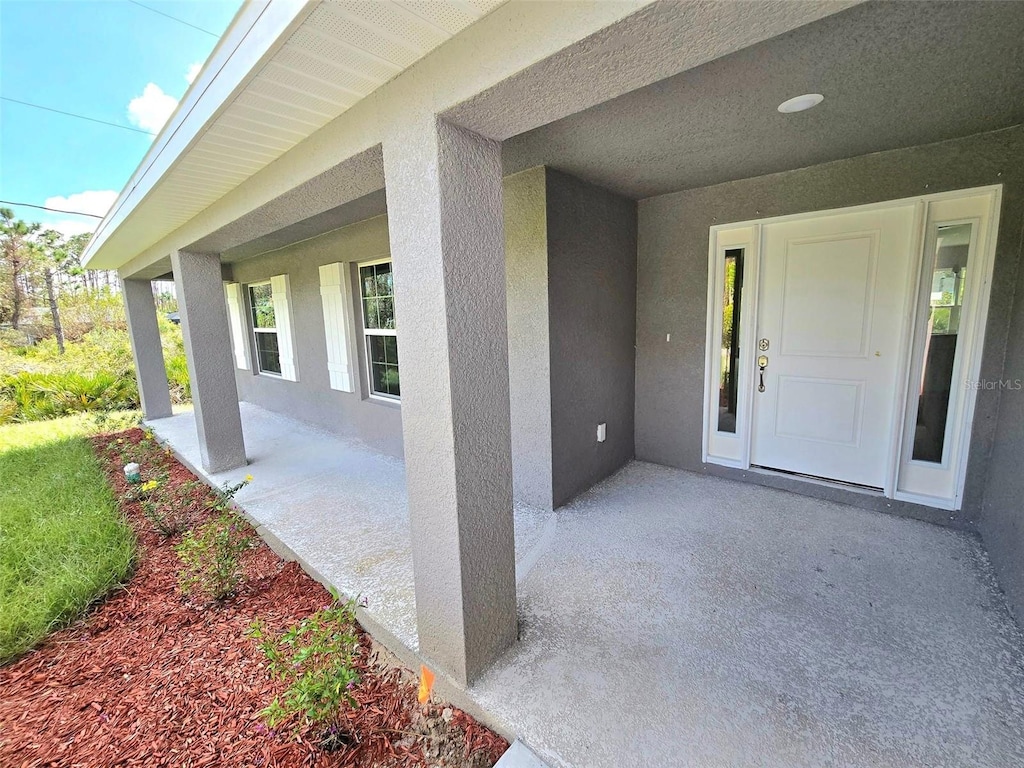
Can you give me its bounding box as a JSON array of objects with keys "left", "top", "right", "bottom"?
[
  {"left": 503, "top": 0, "right": 1024, "bottom": 199},
  {"left": 83, "top": 0, "right": 505, "bottom": 271}
]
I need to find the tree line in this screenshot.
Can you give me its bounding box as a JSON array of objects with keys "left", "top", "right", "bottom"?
[{"left": 0, "top": 208, "right": 119, "bottom": 354}]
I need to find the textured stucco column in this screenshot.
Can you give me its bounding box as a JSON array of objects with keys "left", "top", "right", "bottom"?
[
  {"left": 121, "top": 277, "right": 173, "bottom": 420},
  {"left": 170, "top": 250, "right": 246, "bottom": 473},
  {"left": 384, "top": 117, "right": 517, "bottom": 685}
]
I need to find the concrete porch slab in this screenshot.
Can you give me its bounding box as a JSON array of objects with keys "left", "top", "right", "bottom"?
[
  {"left": 471, "top": 462, "right": 1024, "bottom": 767},
  {"left": 146, "top": 403, "right": 555, "bottom": 653},
  {"left": 147, "top": 404, "right": 1024, "bottom": 767}
]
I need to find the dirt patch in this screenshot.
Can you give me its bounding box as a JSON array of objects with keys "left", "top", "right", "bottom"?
[{"left": 0, "top": 428, "right": 508, "bottom": 767}]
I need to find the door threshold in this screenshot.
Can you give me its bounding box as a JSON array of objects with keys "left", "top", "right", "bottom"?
[{"left": 748, "top": 465, "right": 884, "bottom": 496}]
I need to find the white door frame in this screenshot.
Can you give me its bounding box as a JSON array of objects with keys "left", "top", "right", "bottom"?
[{"left": 702, "top": 185, "right": 1002, "bottom": 510}]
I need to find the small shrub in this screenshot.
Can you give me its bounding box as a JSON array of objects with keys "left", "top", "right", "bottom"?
[
  {"left": 176, "top": 510, "right": 254, "bottom": 602},
  {"left": 0, "top": 370, "right": 139, "bottom": 422},
  {"left": 0, "top": 397, "right": 17, "bottom": 425},
  {"left": 90, "top": 410, "right": 141, "bottom": 435},
  {"left": 131, "top": 476, "right": 197, "bottom": 537},
  {"left": 0, "top": 313, "right": 190, "bottom": 423},
  {"left": 249, "top": 591, "right": 361, "bottom": 743},
  {"left": 165, "top": 353, "right": 191, "bottom": 402},
  {"left": 175, "top": 477, "right": 253, "bottom": 602}
]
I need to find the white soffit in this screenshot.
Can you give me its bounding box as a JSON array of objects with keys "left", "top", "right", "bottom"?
[{"left": 84, "top": 0, "right": 506, "bottom": 270}]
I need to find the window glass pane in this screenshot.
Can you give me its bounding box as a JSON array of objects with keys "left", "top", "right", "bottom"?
[
  {"left": 360, "top": 265, "right": 377, "bottom": 298},
  {"left": 717, "top": 248, "right": 743, "bottom": 433},
  {"left": 255, "top": 330, "right": 281, "bottom": 375},
  {"left": 367, "top": 335, "right": 400, "bottom": 397},
  {"left": 912, "top": 223, "right": 972, "bottom": 463},
  {"left": 382, "top": 335, "right": 398, "bottom": 365},
  {"left": 377, "top": 296, "right": 395, "bottom": 329},
  {"left": 371, "top": 363, "right": 401, "bottom": 397},
  {"left": 375, "top": 265, "right": 393, "bottom": 298},
  {"left": 368, "top": 335, "right": 387, "bottom": 364},
  {"left": 363, "top": 298, "right": 379, "bottom": 329},
  {"left": 249, "top": 284, "right": 275, "bottom": 329}
]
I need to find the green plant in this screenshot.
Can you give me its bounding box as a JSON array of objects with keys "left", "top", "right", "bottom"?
[
  {"left": 90, "top": 409, "right": 141, "bottom": 435},
  {"left": 0, "top": 396, "right": 17, "bottom": 424},
  {"left": 0, "top": 315, "right": 190, "bottom": 424},
  {"left": 175, "top": 478, "right": 253, "bottom": 602},
  {"left": 176, "top": 510, "right": 254, "bottom": 602},
  {"left": 248, "top": 590, "right": 361, "bottom": 742},
  {"left": 129, "top": 475, "right": 192, "bottom": 537},
  {"left": 0, "top": 370, "right": 139, "bottom": 422}
]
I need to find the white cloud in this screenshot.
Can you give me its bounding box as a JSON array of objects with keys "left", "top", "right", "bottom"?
[
  {"left": 128, "top": 83, "right": 178, "bottom": 133},
  {"left": 45, "top": 190, "right": 117, "bottom": 218},
  {"left": 44, "top": 219, "right": 99, "bottom": 238},
  {"left": 41, "top": 190, "right": 118, "bottom": 237},
  {"left": 127, "top": 62, "right": 201, "bottom": 135}
]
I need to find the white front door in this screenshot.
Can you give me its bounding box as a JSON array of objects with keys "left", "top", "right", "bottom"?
[{"left": 750, "top": 206, "right": 916, "bottom": 487}]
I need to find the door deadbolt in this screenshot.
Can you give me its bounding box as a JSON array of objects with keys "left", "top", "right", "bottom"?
[{"left": 758, "top": 338, "right": 770, "bottom": 352}]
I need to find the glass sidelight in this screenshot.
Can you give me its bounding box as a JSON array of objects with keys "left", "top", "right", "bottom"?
[
  {"left": 911, "top": 222, "right": 973, "bottom": 463},
  {"left": 717, "top": 248, "right": 744, "bottom": 433}
]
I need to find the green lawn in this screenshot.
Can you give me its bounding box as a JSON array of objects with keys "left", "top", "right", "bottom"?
[{"left": 0, "top": 414, "right": 138, "bottom": 663}]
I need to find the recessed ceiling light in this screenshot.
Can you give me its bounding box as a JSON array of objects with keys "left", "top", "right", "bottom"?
[{"left": 777, "top": 93, "right": 824, "bottom": 114}]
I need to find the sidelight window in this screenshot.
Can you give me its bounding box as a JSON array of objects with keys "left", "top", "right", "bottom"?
[
  {"left": 718, "top": 249, "right": 744, "bottom": 433},
  {"left": 911, "top": 223, "right": 973, "bottom": 463}
]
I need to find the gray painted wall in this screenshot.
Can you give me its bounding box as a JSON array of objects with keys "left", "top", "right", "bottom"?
[
  {"left": 228, "top": 215, "right": 405, "bottom": 458},
  {"left": 227, "top": 167, "right": 637, "bottom": 512},
  {"left": 547, "top": 169, "right": 637, "bottom": 507},
  {"left": 503, "top": 168, "right": 638, "bottom": 509},
  {"left": 635, "top": 125, "right": 1024, "bottom": 618},
  {"left": 504, "top": 168, "right": 554, "bottom": 509}
]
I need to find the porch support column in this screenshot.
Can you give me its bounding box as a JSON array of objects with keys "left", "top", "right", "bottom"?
[
  {"left": 121, "top": 277, "right": 173, "bottom": 420},
  {"left": 170, "top": 250, "right": 246, "bottom": 473},
  {"left": 384, "top": 116, "right": 516, "bottom": 685}
]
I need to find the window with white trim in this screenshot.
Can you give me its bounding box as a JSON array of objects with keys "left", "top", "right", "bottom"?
[
  {"left": 358, "top": 260, "right": 400, "bottom": 399},
  {"left": 249, "top": 281, "right": 281, "bottom": 375}
]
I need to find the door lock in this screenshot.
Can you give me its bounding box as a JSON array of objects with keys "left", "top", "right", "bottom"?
[
  {"left": 757, "top": 354, "right": 768, "bottom": 393},
  {"left": 759, "top": 338, "right": 770, "bottom": 352}
]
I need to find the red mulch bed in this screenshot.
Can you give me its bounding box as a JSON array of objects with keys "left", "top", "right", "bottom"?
[{"left": 0, "top": 428, "right": 508, "bottom": 768}]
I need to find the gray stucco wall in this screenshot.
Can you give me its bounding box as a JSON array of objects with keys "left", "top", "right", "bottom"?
[
  {"left": 635, "top": 125, "right": 1024, "bottom": 618},
  {"left": 228, "top": 215, "right": 405, "bottom": 458},
  {"left": 547, "top": 169, "right": 637, "bottom": 507},
  {"left": 225, "top": 167, "right": 637, "bottom": 512},
  {"left": 504, "top": 167, "right": 638, "bottom": 509},
  {"left": 504, "top": 168, "right": 554, "bottom": 509}
]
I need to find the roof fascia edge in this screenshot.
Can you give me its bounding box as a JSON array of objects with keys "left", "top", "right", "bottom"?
[{"left": 83, "top": 0, "right": 317, "bottom": 270}]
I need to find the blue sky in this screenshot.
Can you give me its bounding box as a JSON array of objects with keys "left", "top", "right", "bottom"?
[{"left": 0, "top": 0, "right": 241, "bottom": 236}]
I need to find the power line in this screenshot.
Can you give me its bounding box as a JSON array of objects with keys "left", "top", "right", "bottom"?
[
  {"left": 1, "top": 96, "right": 154, "bottom": 136},
  {"left": 128, "top": 1, "right": 219, "bottom": 37},
  {"left": 0, "top": 200, "right": 104, "bottom": 219}
]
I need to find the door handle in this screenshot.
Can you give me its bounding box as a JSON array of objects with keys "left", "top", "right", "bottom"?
[{"left": 757, "top": 354, "right": 768, "bottom": 393}]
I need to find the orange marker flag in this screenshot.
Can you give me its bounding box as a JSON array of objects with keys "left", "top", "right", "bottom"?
[{"left": 418, "top": 665, "right": 435, "bottom": 704}]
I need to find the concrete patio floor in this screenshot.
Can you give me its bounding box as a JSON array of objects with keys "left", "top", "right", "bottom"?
[{"left": 148, "top": 403, "right": 1024, "bottom": 768}]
